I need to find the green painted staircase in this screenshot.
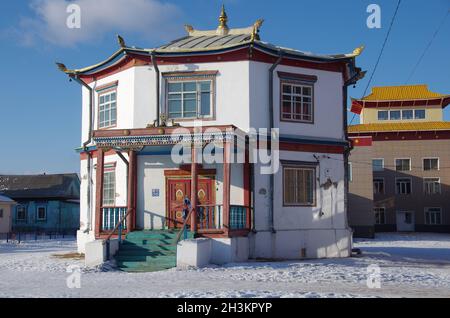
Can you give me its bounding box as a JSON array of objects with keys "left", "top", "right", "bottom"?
[{"left": 114, "top": 230, "right": 194, "bottom": 272}]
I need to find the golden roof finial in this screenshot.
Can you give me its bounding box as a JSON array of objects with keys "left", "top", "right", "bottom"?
[{"left": 217, "top": 4, "right": 229, "bottom": 34}]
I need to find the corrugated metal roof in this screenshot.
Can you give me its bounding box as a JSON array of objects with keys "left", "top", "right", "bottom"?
[
  {"left": 348, "top": 121, "right": 450, "bottom": 133},
  {"left": 361, "top": 85, "right": 447, "bottom": 101},
  {"left": 0, "top": 174, "right": 80, "bottom": 200}
]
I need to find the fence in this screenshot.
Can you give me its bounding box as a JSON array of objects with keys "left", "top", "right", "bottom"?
[{"left": 0, "top": 229, "right": 77, "bottom": 243}]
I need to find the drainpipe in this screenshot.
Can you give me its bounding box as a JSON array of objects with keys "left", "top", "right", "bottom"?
[
  {"left": 343, "top": 68, "right": 362, "bottom": 229},
  {"left": 151, "top": 51, "right": 160, "bottom": 126},
  {"left": 73, "top": 75, "right": 94, "bottom": 233},
  {"left": 268, "top": 51, "right": 283, "bottom": 233}
]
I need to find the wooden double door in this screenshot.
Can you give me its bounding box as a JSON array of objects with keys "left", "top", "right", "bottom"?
[{"left": 166, "top": 177, "right": 215, "bottom": 229}]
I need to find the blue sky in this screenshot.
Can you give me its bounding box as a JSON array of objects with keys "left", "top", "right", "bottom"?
[{"left": 0, "top": 0, "right": 449, "bottom": 174}]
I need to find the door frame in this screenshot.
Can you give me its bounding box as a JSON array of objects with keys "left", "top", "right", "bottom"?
[
  {"left": 164, "top": 169, "right": 216, "bottom": 229},
  {"left": 396, "top": 210, "right": 415, "bottom": 232}
]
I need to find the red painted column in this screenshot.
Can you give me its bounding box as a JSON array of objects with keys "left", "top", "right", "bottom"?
[
  {"left": 190, "top": 144, "right": 198, "bottom": 233},
  {"left": 223, "top": 141, "right": 231, "bottom": 234},
  {"left": 126, "top": 150, "right": 137, "bottom": 233},
  {"left": 95, "top": 148, "right": 105, "bottom": 238},
  {"left": 243, "top": 144, "right": 251, "bottom": 230}
]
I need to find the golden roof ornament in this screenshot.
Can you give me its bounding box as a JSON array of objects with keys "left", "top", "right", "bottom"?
[
  {"left": 250, "top": 19, "right": 264, "bottom": 41},
  {"left": 217, "top": 5, "right": 229, "bottom": 35},
  {"left": 352, "top": 45, "right": 365, "bottom": 56}
]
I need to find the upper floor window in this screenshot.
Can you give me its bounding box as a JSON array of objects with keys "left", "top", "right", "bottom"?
[
  {"left": 414, "top": 109, "right": 425, "bottom": 119},
  {"left": 373, "top": 178, "right": 385, "bottom": 195},
  {"left": 423, "top": 158, "right": 439, "bottom": 171},
  {"left": 378, "top": 109, "right": 426, "bottom": 121},
  {"left": 389, "top": 110, "right": 401, "bottom": 120},
  {"left": 283, "top": 165, "right": 315, "bottom": 206},
  {"left": 372, "top": 158, "right": 384, "bottom": 172},
  {"left": 281, "top": 82, "right": 313, "bottom": 123},
  {"left": 396, "top": 178, "right": 412, "bottom": 194},
  {"left": 98, "top": 90, "right": 117, "bottom": 129},
  {"left": 166, "top": 81, "right": 213, "bottom": 119},
  {"left": 402, "top": 109, "right": 414, "bottom": 120},
  {"left": 395, "top": 158, "right": 411, "bottom": 171},
  {"left": 378, "top": 111, "right": 389, "bottom": 120},
  {"left": 424, "top": 178, "right": 441, "bottom": 195}
]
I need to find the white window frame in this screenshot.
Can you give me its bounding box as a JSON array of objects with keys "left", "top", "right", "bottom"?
[
  {"left": 373, "top": 178, "right": 385, "bottom": 195},
  {"left": 423, "top": 177, "right": 441, "bottom": 195},
  {"left": 424, "top": 207, "right": 442, "bottom": 225},
  {"left": 36, "top": 205, "right": 47, "bottom": 221},
  {"left": 98, "top": 90, "right": 117, "bottom": 129},
  {"left": 374, "top": 207, "right": 386, "bottom": 225},
  {"left": 395, "top": 177, "right": 412, "bottom": 195},
  {"left": 395, "top": 158, "right": 411, "bottom": 171},
  {"left": 102, "top": 166, "right": 116, "bottom": 207},
  {"left": 377, "top": 110, "right": 389, "bottom": 121},
  {"left": 372, "top": 158, "right": 385, "bottom": 172},
  {"left": 166, "top": 80, "right": 214, "bottom": 120},
  {"left": 348, "top": 162, "right": 353, "bottom": 182},
  {"left": 280, "top": 81, "right": 314, "bottom": 123},
  {"left": 414, "top": 109, "right": 426, "bottom": 119},
  {"left": 422, "top": 157, "right": 439, "bottom": 171},
  {"left": 389, "top": 110, "right": 401, "bottom": 121}
]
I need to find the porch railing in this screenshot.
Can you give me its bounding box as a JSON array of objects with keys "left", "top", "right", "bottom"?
[
  {"left": 197, "top": 204, "right": 223, "bottom": 230},
  {"left": 102, "top": 207, "right": 127, "bottom": 231},
  {"left": 195, "top": 204, "right": 252, "bottom": 232},
  {"left": 230, "top": 205, "right": 252, "bottom": 230}
]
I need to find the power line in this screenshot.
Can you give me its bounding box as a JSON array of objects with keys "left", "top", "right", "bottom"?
[
  {"left": 349, "top": 0, "right": 403, "bottom": 126},
  {"left": 405, "top": 10, "right": 449, "bottom": 84}
]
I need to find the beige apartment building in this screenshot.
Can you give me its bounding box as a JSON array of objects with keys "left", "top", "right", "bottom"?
[{"left": 348, "top": 85, "right": 450, "bottom": 238}]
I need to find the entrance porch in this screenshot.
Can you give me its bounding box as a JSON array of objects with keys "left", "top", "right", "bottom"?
[{"left": 93, "top": 125, "right": 253, "bottom": 240}]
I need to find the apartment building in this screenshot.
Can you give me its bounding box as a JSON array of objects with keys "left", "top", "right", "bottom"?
[{"left": 348, "top": 85, "right": 450, "bottom": 237}]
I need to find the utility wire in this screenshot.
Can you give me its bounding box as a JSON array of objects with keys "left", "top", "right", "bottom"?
[
  {"left": 349, "top": 0, "right": 403, "bottom": 126},
  {"left": 405, "top": 10, "right": 449, "bottom": 84}
]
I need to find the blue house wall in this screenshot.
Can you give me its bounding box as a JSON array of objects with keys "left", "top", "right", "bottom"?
[{"left": 12, "top": 200, "right": 79, "bottom": 232}]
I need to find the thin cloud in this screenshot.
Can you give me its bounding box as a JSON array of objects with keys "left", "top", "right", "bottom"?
[{"left": 9, "top": 0, "right": 184, "bottom": 47}]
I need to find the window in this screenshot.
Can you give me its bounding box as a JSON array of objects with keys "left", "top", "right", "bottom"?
[
  {"left": 167, "top": 81, "right": 212, "bottom": 119},
  {"left": 423, "top": 158, "right": 439, "bottom": 171},
  {"left": 424, "top": 178, "right": 441, "bottom": 195},
  {"left": 396, "top": 178, "right": 412, "bottom": 194},
  {"left": 0, "top": 209, "right": 3, "bottom": 218},
  {"left": 36, "top": 206, "right": 46, "bottom": 221},
  {"left": 103, "top": 169, "right": 116, "bottom": 206},
  {"left": 98, "top": 90, "right": 117, "bottom": 128},
  {"left": 378, "top": 110, "right": 389, "bottom": 121},
  {"left": 395, "top": 158, "right": 411, "bottom": 171},
  {"left": 372, "top": 159, "right": 384, "bottom": 172},
  {"left": 16, "top": 206, "right": 26, "bottom": 221},
  {"left": 374, "top": 207, "right": 386, "bottom": 225},
  {"left": 425, "top": 207, "right": 442, "bottom": 225},
  {"left": 415, "top": 109, "right": 425, "bottom": 119},
  {"left": 389, "top": 110, "right": 401, "bottom": 120},
  {"left": 373, "top": 178, "right": 385, "bottom": 194},
  {"left": 283, "top": 166, "right": 315, "bottom": 206},
  {"left": 281, "top": 82, "right": 313, "bottom": 122},
  {"left": 402, "top": 109, "right": 414, "bottom": 120}
]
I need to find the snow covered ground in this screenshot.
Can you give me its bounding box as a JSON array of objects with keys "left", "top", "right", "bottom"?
[{"left": 0, "top": 233, "right": 449, "bottom": 298}]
